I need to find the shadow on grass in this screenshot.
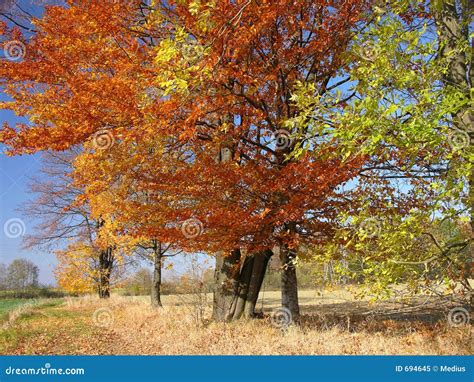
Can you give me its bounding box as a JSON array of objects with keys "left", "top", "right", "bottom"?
[{"left": 261, "top": 298, "right": 472, "bottom": 333}]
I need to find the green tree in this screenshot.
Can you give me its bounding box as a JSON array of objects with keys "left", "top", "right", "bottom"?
[
  {"left": 290, "top": 0, "right": 472, "bottom": 300},
  {"left": 6, "top": 258, "right": 39, "bottom": 290}
]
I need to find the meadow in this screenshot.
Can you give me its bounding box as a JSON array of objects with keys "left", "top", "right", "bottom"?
[
  {"left": 0, "top": 300, "right": 28, "bottom": 322},
  {"left": 0, "top": 290, "right": 471, "bottom": 356}
]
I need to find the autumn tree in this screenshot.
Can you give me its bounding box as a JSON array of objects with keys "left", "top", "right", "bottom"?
[
  {"left": 1, "top": 0, "right": 378, "bottom": 322},
  {"left": 135, "top": 239, "right": 180, "bottom": 308},
  {"left": 20, "top": 150, "right": 122, "bottom": 298},
  {"left": 54, "top": 240, "right": 128, "bottom": 296},
  {"left": 75, "top": 0, "right": 373, "bottom": 321},
  {"left": 0, "top": 1, "right": 147, "bottom": 298},
  {"left": 158, "top": 0, "right": 371, "bottom": 320}
]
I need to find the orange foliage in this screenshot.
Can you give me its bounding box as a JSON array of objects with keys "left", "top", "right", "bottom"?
[
  {"left": 54, "top": 242, "right": 100, "bottom": 294},
  {"left": 1, "top": 0, "right": 373, "bottom": 256}
]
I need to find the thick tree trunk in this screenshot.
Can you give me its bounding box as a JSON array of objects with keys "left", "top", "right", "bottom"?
[
  {"left": 280, "top": 245, "right": 300, "bottom": 322},
  {"left": 243, "top": 250, "right": 272, "bottom": 318},
  {"left": 98, "top": 277, "right": 110, "bottom": 299},
  {"left": 98, "top": 247, "right": 113, "bottom": 299},
  {"left": 151, "top": 243, "right": 163, "bottom": 308},
  {"left": 213, "top": 249, "right": 272, "bottom": 321},
  {"left": 229, "top": 253, "right": 254, "bottom": 320},
  {"left": 212, "top": 134, "right": 273, "bottom": 319},
  {"left": 213, "top": 248, "right": 241, "bottom": 321}
]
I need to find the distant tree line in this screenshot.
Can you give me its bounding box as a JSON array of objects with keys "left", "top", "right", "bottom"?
[
  {"left": 0, "top": 258, "right": 39, "bottom": 290},
  {"left": 121, "top": 259, "right": 351, "bottom": 297}
]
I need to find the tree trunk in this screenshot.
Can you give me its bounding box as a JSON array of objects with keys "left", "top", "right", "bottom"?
[
  {"left": 280, "top": 245, "right": 300, "bottom": 322},
  {"left": 213, "top": 249, "right": 272, "bottom": 321},
  {"left": 229, "top": 253, "right": 254, "bottom": 320},
  {"left": 151, "top": 242, "right": 163, "bottom": 308},
  {"left": 435, "top": 0, "right": 473, "bottom": 307},
  {"left": 212, "top": 133, "right": 272, "bottom": 319},
  {"left": 470, "top": 169, "right": 474, "bottom": 307},
  {"left": 98, "top": 247, "right": 113, "bottom": 299},
  {"left": 213, "top": 248, "right": 241, "bottom": 321},
  {"left": 243, "top": 250, "right": 272, "bottom": 318}
]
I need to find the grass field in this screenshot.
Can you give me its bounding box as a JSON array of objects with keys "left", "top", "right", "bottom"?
[
  {"left": 0, "top": 299, "right": 30, "bottom": 322},
  {"left": 0, "top": 290, "right": 471, "bottom": 355}
]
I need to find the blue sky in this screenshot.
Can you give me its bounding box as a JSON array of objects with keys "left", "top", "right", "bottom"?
[
  {"left": 0, "top": 1, "right": 54, "bottom": 283},
  {"left": 0, "top": 155, "right": 54, "bottom": 282},
  {"left": 0, "top": 113, "right": 55, "bottom": 283}
]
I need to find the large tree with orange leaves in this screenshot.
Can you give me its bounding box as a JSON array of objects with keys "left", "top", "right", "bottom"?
[
  {"left": 1, "top": 0, "right": 373, "bottom": 320},
  {"left": 68, "top": 0, "right": 372, "bottom": 320}
]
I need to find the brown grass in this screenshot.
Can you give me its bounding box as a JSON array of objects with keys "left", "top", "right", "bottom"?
[{"left": 0, "top": 292, "right": 472, "bottom": 355}]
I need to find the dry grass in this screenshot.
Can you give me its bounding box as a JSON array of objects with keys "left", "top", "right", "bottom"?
[{"left": 1, "top": 292, "right": 472, "bottom": 355}]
